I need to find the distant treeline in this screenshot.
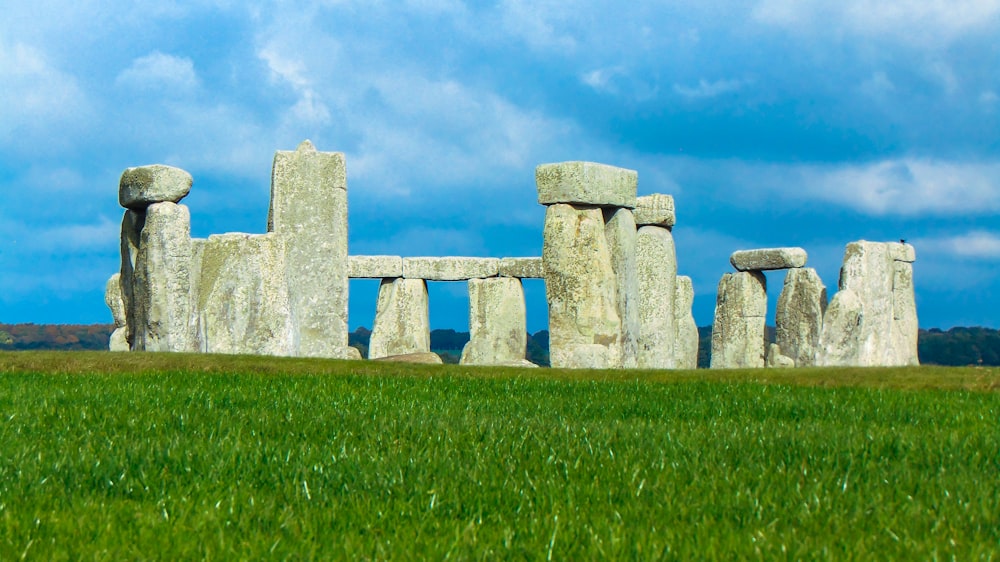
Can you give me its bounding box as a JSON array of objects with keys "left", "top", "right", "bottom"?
[{"left": 3, "top": 323, "right": 998, "bottom": 367}]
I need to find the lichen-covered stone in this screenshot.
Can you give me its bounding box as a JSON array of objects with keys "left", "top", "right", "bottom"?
[
  {"left": 120, "top": 209, "right": 145, "bottom": 347},
  {"left": 109, "top": 327, "right": 129, "bottom": 352},
  {"left": 368, "top": 278, "right": 430, "bottom": 359},
  {"left": 268, "top": 140, "right": 350, "bottom": 358},
  {"left": 889, "top": 242, "right": 916, "bottom": 263},
  {"left": 710, "top": 271, "right": 767, "bottom": 369},
  {"left": 634, "top": 194, "right": 675, "bottom": 228},
  {"left": 817, "top": 289, "right": 864, "bottom": 366},
  {"left": 730, "top": 247, "right": 807, "bottom": 271},
  {"left": 775, "top": 268, "right": 826, "bottom": 367},
  {"left": 402, "top": 257, "right": 500, "bottom": 280},
  {"left": 498, "top": 257, "right": 544, "bottom": 279},
  {"left": 119, "top": 165, "right": 193, "bottom": 210},
  {"left": 604, "top": 208, "right": 639, "bottom": 368},
  {"left": 891, "top": 260, "right": 919, "bottom": 366},
  {"left": 536, "top": 161, "right": 637, "bottom": 208},
  {"left": 542, "top": 203, "right": 622, "bottom": 369},
  {"left": 674, "top": 276, "right": 699, "bottom": 370},
  {"left": 105, "top": 273, "right": 126, "bottom": 328},
  {"left": 765, "top": 343, "right": 795, "bottom": 368},
  {"left": 636, "top": 226, "right": 677, "bottom": 369},
  {"left": 348, "top": 255, "right": 403, "bottom": 278},
  {"left": 460, "top": 278, "right": 527, "bottom": 366}
]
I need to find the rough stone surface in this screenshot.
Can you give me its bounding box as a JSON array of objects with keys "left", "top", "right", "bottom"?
[
  {"left": 730, "top": 247, "right": 808, "bottom": 271},
  {"left": 775, "top": 268, "right": 827, "bottom": 367},
  {"left": 119, "top": 165, "right": 193, "bottom": 210},
  {"left": 402, "top": 257, "right": 500, "bottom": 280},
  {"left": 536, "top": 161, "right": 638, "bottom": 208},
  {"left": 766, "top": 343, "right": 795, "bottom": 368},
  {"left": 373, "top": 352, "right": 443, "bottom": 364},
  {"left": 132, "top": 202, "right": 196, "bottom": 352},
  {"left": 892, "top": 260, "right": 919, "bottom": 366},
  {"left": 889, "top": 243, "right": 917, "bottom": 263},
  {"left": 636, "top": 226, "right": 677, "bottom": 369},
  {"left": 674, "top": 276, "right": 699, "bottom": 370},
  {"left": 105, "top": 273, "right": 126, "bottom": 327},
  {"left": 109, "top": 328, "right": 129, "bottom": 352},
  {"left": 348, "top": 255, "right": 403, "bottom": 278},
  {"left": 710, "top": 271, "right": 767, "bottom": 369},
  {"left": 368, "top": 278, "right": 430, "bottom": 360},
  {"left": 193, "top": 233, "right": 294, "bottom": 356},
  {"left": 268, "top": 140, "right": 350, "bottom": 358},
  {"left": 346, "top": 346, "right": 363, "bottom": 360},
  {"left": 817, "top": 289, "right": 864, "bottom": 366},
  {"left": 542, "top": 203, "right": 622, "bottom": 369},
  {"left": 120, "top": 209, "right": 145, "bottom": 347},
  {"left": 498, "top": 257, "right": 544, "bottom": 279},
  {"left": 604, "top": 208, "right": 639, "bottom": 368},
  {"left": 460, "top": 278, "right": 527, "bottom": 366},
  {"left": 633, "top": 194, "right": 675, "bottom": 228}
]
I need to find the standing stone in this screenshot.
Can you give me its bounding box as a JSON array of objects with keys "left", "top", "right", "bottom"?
[
  {"left": 542, "top": 203, "right": 622, "bottom": 369},
  {"left": 460, "top": 277, "right": 527, "bottom": 366},
  {"left": 710, "top": 271, "right": 767, "bottom": 369},
  {"left": 368, "top": 278, "right": 431, "bottom": 360},
  {"left": 105, "top": 273, "right": 129, "bottom": 352},
  {"left": 636, "top": 225, "right": 677, "bottom": 369},
  {"left": 674, "top": 276, "right": 699, "bottom": 370},
  {"left": 193, "top": 233, "right": 294, "bottom": 356},
  {"left": 891, "top": 259, "right": 919, "bottom": 366},
  {"left": 119, "top": 165, "right": 193, "bottom": 210},
  {"left": 268, "top": 140, "right": 349, "bottom": 358},
  {"left": 817, "top": 289, "right": 864, "bottom": 366},
  {"left": 775, "top": 268, "right": 826, "bottom": 367},
  {"left": 132, "top": 202, "right": 195, "bottom": 352},
  {"left": 120, "top": 209, "right": 145, "bottom": 347},
  {"left": 604, "top": 208, "right": 639, "bottom": 368}
]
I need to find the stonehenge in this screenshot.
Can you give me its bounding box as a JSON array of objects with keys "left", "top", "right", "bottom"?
[{"left": 107, "top": 140, "right": 918, "bottom": 371}]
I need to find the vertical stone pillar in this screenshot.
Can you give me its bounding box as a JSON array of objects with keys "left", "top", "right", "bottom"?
[
  {"left": 460, "top": 277, "right": 527, "bottom": 366},
  {"left": 119, "top": 210, "right": 144, "bottom": 348},
  {"left": 636, "top": 226, "right": 677, "bottom": 368},
  {"left": 104, "top": 273, "right": 129, "bottom": 351},
  {"left": 268, "top": 140, "right": 350, "bottom": 358},
  {"left": 674, "top": 276, "right": 699, "bottom": 369},
  {"left": 537, "top": 161, "right": 637, "bottom": 369},
  {"left": 775, "top": 268, "right": 826, "bottom": 367},
  {"left": 368, "top": 278, "right": 430, "bottom": 359},
  {"left": 891, "top": 246, "right": 919, "bottom": 366},
  {"left": 604, "top": 208, "right": 639, "bottom": 368},
  {"left": 710, "top": 271, "right": 767, "bottom": 369}
]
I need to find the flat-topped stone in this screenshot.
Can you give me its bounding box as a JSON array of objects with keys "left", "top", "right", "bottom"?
[
  {"left": 888, "top": 242, "right": 916, "bottom": 263},
  {"left": 633, "top": 194, "right": 675, "bottom": 228},
  {"left": 349, "top": 255, "right": 403, "bottom": 278},
  {"left": 402, "top": 257, "right": 499, "bottom": 280},
  {"left": 498, "top": 257, "right": 544, "bottom": 279},
  {"left": 730, "top": 247, "right": 807, "bottom": 271},
  {"left": 119, "top": 165, "right": 193, "bottom": 210},
  {"left": 536, "top": 161, "right": 637, "bottom": 208}
]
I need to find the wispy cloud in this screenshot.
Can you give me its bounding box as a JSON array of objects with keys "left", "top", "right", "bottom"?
[
  {"left": 913, "top": 230, "right": 1000, "bottom": 260},
  {"left": 673, "top": 78, "right": 744, "bottom": 99},
  {"left": 115, "top": 51, "right": 199, "bottom": 94}
]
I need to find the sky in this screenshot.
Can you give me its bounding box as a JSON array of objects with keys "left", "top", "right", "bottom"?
[{"left": 1, "top": 0, "right": 998, "bottom": 333}]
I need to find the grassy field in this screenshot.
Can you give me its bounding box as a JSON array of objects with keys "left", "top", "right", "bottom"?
[{"left": 0, "top": 352, "right": 997, "bottom": 560}]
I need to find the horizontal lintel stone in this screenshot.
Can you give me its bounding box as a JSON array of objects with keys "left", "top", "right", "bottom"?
[
  {"left": 119, "top": 165, "right": 193, "bottom": 210},
  {"left": 402, "top": 257, "right": 500, "bottom": 281},
  {"left": 633, "top": 194, "right": 675, "bottom": 227},
  {"left": 536, "top": 161, "right": 637, "bottom": 208},
  {"left": 498, "top": 257, "right": 544, "bottom": 279},
  {"left": 730, "top": 247, "right": 807, "bottom": 271},
  {"left": 349, "top": 255, "right": 403, "bottom": 278}
]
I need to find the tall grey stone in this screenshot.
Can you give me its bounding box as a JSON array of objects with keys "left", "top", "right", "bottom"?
[
  {"left": 892, "top": 259, "right": 919, "bottom": 366},
  {"left": 132, "top": 202, "right": 195, "bottom": 352},
  {"left": 674, "top": 276, "right": 699, "bottom": 370},
  {"left": 105, "top": 273, "right": 129, "bottom": 352},
  {"left": 710, "top": 271, "right": 767, "bottom": 369},
  {"left": 817, "top": 289, "right": 864, "bottom": 366},
  {"left": 775, "top": 268, "right": 826, "bottom": 367},
  {"left": 542, "top": 203, "right": 622, "bottom": 369},
  {"left": 604, "top": 208, "right": 639, "bottom": 368},
  {"left": 119, "top": 165, "right": 193, "bottom": 210},
  {"left": 193, "top": 233, "right": 294, "bottom": 356},
  {"left": 368, "top": 278, "right": 430, "bottom": 360},
  {"left": 120, "top": 209, "right": 145, "bottom": 347},
  {"left": 460, "top": 277, "right": 527, "bottom": 366},
  {"left": 636, "top": 225, "right": 677, "bottom": 369},
  {"left": 268, "top": 140, "right": 349, "bottom": 358}
]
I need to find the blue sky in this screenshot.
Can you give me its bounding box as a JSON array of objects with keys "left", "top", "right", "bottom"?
[{"left": 1, "top": 0, "right": 998, "bottom": 332}]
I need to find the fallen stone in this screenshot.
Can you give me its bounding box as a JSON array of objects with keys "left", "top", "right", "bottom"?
[
  {"left": 402, "top": 257, "right": 500, "bottom": 280},
  {"left": 674, "top": 276, "right": 699, "bottom": 370},
  {"left": 636, "top": 226, "right": 677, "bottom": 369},
  {"left": 710, "top": 271, "right": 767, "bottom": 369},
  {"left": 348, "top": 255, "right": 403, "bottom": 278},
  {"left": 105, "top": 273, "right": 126, "bottom": 328},
  {"left": 368, "top": 278, "right": 431, "bottom": 359},
  {"left": 542, "top": 203, "right": 622, "bottom": 369},
  {"left": 268, "top": 140, "right": 350, "bottom": 358},
  {"left": 119, "top": 165, "right": 193, "bottom": 210},
  {"left": 765, "top": 343, "right": 795, "bottom": 368},
  {"left": 373, "top": 352, "right": 443, "bottom": 364},
  {"left": 730, "top": 247, "right": 807, "bottom": 271},
  {"left": 775, "top": 268, "right": 826, "bottom": 367},
  {"left": 536, "top": 161, "right": 637, "bottom": 208},
  {"left": 109, "top": 327, "right": 129, "bottom": 352},
  {"left": 498, "top": 257, "right": 544, "bottom": 279},
  {"left": 460, "top": 277, "right": 527, "bottom": 366},
  {"left": 633, "top": 194, "right": 675, "bottom": 228},
  {"left": 604, "top": 208, "right": 639, "bottom": 368}
]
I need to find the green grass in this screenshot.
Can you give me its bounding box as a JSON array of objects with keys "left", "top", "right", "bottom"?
[{"left": 0, "top": 352, "right": 998, "bottom": 560}]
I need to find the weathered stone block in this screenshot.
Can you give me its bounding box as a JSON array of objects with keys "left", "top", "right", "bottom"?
[
  {"left": 498, "top": 257, "right": 544, "bottom": 279},
  {"left": 402, "top": 257, "right": 500, "bottom": 280},
  {"left": 109, "top": 327, "right": 129, "bottom": 352},
  {"left": 634, "top": 194, "right": 675, "bottom": 228},
  {"left": 775, "top": 268, "right": 826, "bottom": 367},
  {"left": 889, "top": 242, "right": 916, "bottom": 263},
  {"left": 105, "top": 273, "right": 126, "bottom": 328},
  {"left": 349, "top": 255, "right": 403, "bottom": 278},
  {"left": 373, "top": 352, "right": 443, "bottom": 364},
  {"left": 368, "top": 278, "right": 430, "bottom": 359},
  {"left": 119, "top": 165, "right": 193, "bottom": 210},
  {"left": 460, "top": 277, "right": 527, "bottom": 366},
  {"left": 636, "top": 225, "right": 677, "bottom": 369},
  {"left": 536, "top": 161, "right": 637, "bottom": 208},
  {"left": 120, "top": 209, "right": 145, "bottom": 347},
  {"left": 730, "top": 247, "right": 807, "bottom": 271},
  {"left": 674, "top": 276, "right": 699, "bottom": 370},
  {"left": 710, "top": 271, "right": 767, "bottom": 369},
  {"left": 766, "top": 343, "right": 795, "bottom": 368},
  {"left": 604, "top": 208, "right": 638, "bottom": 368}
]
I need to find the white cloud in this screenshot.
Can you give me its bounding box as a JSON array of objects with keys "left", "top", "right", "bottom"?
[
  {"left": 115, "top": 51, "right": 199, "bottom": 93},
  {"left": 0, "top": 42, "right": 88, "bottom": 143},
  {"left": 913, "top": 230, "right": 1000, "bottom": 260},
  {"left": 673, "top": 78, "right": 743, "bottom": 99}
]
